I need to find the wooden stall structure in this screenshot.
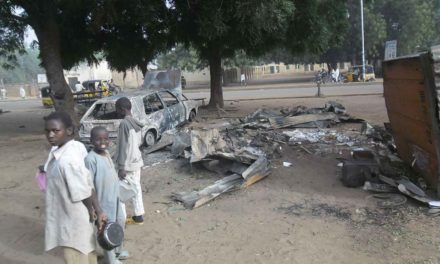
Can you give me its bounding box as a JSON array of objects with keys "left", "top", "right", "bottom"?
[{"left": 383, "top": 49, "right": 440, "bottom": 195}]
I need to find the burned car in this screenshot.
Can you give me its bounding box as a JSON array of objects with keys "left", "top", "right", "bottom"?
[{"left": 79, "top": 89, "right": 200, "bottom": 146}]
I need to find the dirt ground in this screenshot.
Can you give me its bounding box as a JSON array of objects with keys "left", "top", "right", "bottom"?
[{"left": 1, "top": 94, "right": 440, "bottom": 264}]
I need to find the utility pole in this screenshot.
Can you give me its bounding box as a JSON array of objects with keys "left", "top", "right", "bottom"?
[{"left": 360, "top": 0, "right": 366, "bottom": 81}]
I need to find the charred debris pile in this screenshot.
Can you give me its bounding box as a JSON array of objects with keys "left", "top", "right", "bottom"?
[{"left": 144, "top": 101, "right": 438, "bottom": 210}]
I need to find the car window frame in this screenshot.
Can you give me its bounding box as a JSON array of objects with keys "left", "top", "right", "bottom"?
[
  {"left": 158, "top": 91, "right": 180, "bottom": 107},
  {"left": 143, "top": 93, "right": 165, "bottom": 114}
]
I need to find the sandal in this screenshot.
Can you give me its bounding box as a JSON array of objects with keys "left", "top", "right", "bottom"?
[
  {"left": 125, "top": 216, "right": 144, "bottom": 225},
  {"left": 116, "top": 250, "right": 130, "bottom": 260}
]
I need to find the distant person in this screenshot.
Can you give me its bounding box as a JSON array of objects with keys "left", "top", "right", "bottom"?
[
  {"left": 181, "top": 76, "right": 186, "bottom": 89},
  {"left": 331, "top": 68, "right": 336, "bottom": 82},
  {"left": 1, "top": 88, "right": 6, "bottom": 99},
  {"left": 85, "top": 126, "right": 129, "bottom": 263},
  {"left": 335, "top": 67, "right": 340, "bottom": 82},
  {"left": 353, "top": 68, "right": 360, "bottom": 81},
  {"left": 19, "top": 86, "right": 26, "bottom": 99},
  {"left": 75, "top": 81, "right": 84, "bottom": 93},
  {"left": 240, "top": 73, "right": 246, "bottom": 86},
  {"left": 114, "top": 97, "right": 145, "bottom": 225}
]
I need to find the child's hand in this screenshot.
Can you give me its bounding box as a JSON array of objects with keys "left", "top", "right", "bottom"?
[
  {"left": 118, "top": 169, "right": 127, "bottom": 180},
  {"left": 88, "top": 209, "right": 97, "bottom": 223},
  {"left": 97, "top": 212, "right": 108, "bottom": 231}
]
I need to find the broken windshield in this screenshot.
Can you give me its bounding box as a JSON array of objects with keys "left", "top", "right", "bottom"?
[{"left": 90, "top": 102, "right": 119, "bottom": 120}]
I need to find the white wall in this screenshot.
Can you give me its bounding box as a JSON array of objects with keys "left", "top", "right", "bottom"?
[{"left": 65, "top": 61, "right": 112, "bottom": 83}]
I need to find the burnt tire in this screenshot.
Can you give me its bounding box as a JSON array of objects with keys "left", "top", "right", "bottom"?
[
  {"left": 189, "top": 110, "right": 196, "bottom": 122},
  {"left": 144, "top": 130, "right": 156, "bottom": 147}
]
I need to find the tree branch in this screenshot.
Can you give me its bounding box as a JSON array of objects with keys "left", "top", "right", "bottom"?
[{"left": 8, "top": 12, "right": 29, "bottom": 23}]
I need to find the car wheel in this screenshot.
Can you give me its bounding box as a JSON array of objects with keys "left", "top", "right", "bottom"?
[
  {"left": 189, "top": 110, "right": 196, "bottom": 122},
  {"left": 144, "top": 130, "right": 156, "bottom": 147}
]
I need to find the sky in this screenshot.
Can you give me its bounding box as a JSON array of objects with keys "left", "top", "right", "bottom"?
[{"left": 24, "top": 27, "right": 37, "bottom": 47}]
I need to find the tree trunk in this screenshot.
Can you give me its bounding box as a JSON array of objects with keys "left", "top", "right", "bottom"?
[
  {"left": 326, "top": 62, "right": 332, "bottom": 72},
  {"left": 34, "top": 19, "right": 75, "bottom": 120},
  {"left": 139, "top": 60, "right": 148, "bottom": 77},
  {"left": 207, "top": 46, "right": 223, "bottom": 108}
]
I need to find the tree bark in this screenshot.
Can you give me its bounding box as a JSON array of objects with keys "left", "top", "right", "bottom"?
[
  {"left": 33, "top": 18, "right": 76, "bottom": 124},
  {"left": 207, "top": 45, "right": 223, "bottom": 108},
  {"left": 139, "top": 60, "right": 148, "bottom": 77}
]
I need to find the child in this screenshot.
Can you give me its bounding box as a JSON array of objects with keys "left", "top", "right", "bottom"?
[
  {"left": 43, "top": 111, "right": 106, "bottom": 264},
  {"left": 84, "top": 126, "right": 129, "bottom": 263},
  {"left": 114, "top": 97, "right": 145, "bottom": 224}
]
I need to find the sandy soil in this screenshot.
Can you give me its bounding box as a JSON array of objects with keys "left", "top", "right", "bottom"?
[{"left": 1, "top": 95, "right": 440, "bottom": 264}]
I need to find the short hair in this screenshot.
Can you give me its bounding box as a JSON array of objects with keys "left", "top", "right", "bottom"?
[
  {"left": 43, "top": 111, "right": 74, "bottom": 129},
  {"left": 116, "top": 97, "right": 131, "bottom": 110},
  {"left": 90, "top": 126, "right": 108, "bottom": 139}
]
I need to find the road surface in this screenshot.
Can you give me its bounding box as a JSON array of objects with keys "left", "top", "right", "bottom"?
[
  {"left": 0, "top": 82, "right": 383, "bottom": 111},
  {"left": 184, "top": 83, "right": 383, "bottom": 101}
]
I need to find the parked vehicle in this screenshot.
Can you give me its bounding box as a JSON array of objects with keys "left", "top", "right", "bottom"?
[
  {"left": 79, "top": 89, "right": 200, "bottom": 147},
  {"left": 41, "top": 86, "right": 53, "bottom": 108},
  {"left": 82, "top": 80, "right": 121, "bottom": 96},
  {"left": 74, "top": 79, "right": 121, "bottom": 106},
  {"left": 314, "top": 69, "right": 330, "bottom": 84},
  {"left": 344, "top": 65, "right": 375, "bottom": 82}
]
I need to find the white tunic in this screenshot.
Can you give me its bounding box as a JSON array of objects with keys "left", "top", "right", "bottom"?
[{"left": 44, "top": 140, "right": 96, "bottom": 254}]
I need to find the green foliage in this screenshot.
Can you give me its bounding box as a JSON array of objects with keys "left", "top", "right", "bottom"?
[
  {"left": 0, "top": 2, "right": 27, "bottom": 69},
  {"left": 382, "top": 0, "right": 439, "bottom": 56},
  {"left": 156, "top": 45, "right": 264, "bottom": 71},
  {"left": 285, "top": 0, "right": 349, "bottom": 55},
  {"left": 0, "top": 48, "right": 44, "bottom": 83},
  {"left": 223, "top": 50, "right": 263, "bottom": 68},
  {"left": 282, "top": 0, "right": 440, "bottom": 65},
  {"left": 156, "top": 44, "right": 205, "bottom": 71},
  {"left": 98, "top": 0, "right": 172, "bottom": 74},
  {"left": 0, "top": 0, "right": 101, "bottom": 70},
  {"left": 330, "top": 0, "right": 439, "bottom": 64},
  {"left": 170, "top": 0, "right": 295, "bottom": 60}
]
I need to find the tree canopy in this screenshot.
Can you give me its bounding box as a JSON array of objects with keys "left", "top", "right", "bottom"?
[
  {"left": 322, "top": 0, "right": 440, "bottom": 67},
  {"left": 168, "top": 0, "right": 348, "bottom": 107},
  {"left": 0, "top": 47, "right": 44, "bottom": 83},
  {"left": 3, "top": 0, "right": 439, "bottom": 112},
  {"left": 98, "top": 0, "right": 172, "bottom": 75}
]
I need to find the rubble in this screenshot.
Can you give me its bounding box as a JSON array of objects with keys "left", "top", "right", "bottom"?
[
  {"left": 366, "top": 193, "right": 407, "bottom": 209},
  {"left": 164, "top": 101, "right": 377, "bottom": 208},
  {"left": 139, "top": 99, "right": 438, "bottom": 210}
]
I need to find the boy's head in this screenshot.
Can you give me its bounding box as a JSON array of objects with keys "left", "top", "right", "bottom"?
[
  {"left": 90, "top": 126, "right": 109, "bottom": 153},
  {"left": 115, "top": 97, "right": 131, "bottom": 118},
  {"left": 44, "top": 111, "right": 74, "bottom": 147}
]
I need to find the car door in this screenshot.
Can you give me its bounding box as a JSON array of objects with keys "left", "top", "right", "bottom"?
[
  {"left": 158, "top": 91, "right": 185, "bottom": 129},
  {"left": 142, "top": 93, "right": 170, "bottom": 134},
  {"left": 130, "top": 97, "right": 145, "bottom": 122}
]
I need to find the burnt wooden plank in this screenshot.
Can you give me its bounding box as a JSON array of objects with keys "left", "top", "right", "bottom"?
[
  {"left": 384, "top": 79, "right": 429, "bottom": 122},
  {"left": 383, "top": 58, "right": 424, "bottom": 80},
  {"left": 383, "top": 52, "right": 440, "bottom": 193}
]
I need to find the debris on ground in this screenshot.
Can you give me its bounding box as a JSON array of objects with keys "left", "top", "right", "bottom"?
[
  {"left": 140, "top": 100, "right": 440, "bottom": 211},
  {"left": 366, "top": 193, "right": 407, "bottom": 209},
  {"left": 171, "top": 125, "right": 271, "bottom": 208},
  {"left": 283, "top": 161, "right": 292, "bottom": 167}
]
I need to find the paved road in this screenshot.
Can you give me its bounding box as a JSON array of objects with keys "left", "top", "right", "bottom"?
[
  {"left": 184, "top": 83, "right": 383, "bottom": 101},
  {"left": 0, "top": 82, "right": 383, "bottom": 111},
  {"left": 0, "top": 99, "right": 43, "bottom": 111}
]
